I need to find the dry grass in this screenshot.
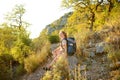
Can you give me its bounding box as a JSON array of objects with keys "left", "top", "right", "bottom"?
[{"left": 24, "top": 41, "right": 51, "bottom": 73}]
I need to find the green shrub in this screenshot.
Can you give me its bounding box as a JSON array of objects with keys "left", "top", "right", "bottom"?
[
  {"left": 74, "top": 28, "right": 93, "bottom": 56},
  {"left": 24, "top": 54, "right": 39, "bottom": 73},
  {"left": 24, "top": 41, "right": 51, "bottom": 73},
  {"left": 0, "top": 64, "right": 11, "bottom": 80},
  {"left": 107, "top": 50, "right": 120, "bottom": 63},
  {"left": 42, "top": 54, "right": 69, "bottom": 80},
  {"left": 42, "top": 71, "right": 53, "bottom": 80},
  {"left": 48, "top": 35, "right": 59, "bottom": 44},
  {"left": 0, "top": 53, "right": 14, "bottom": 79},
  {"left": 15, "top": 64, "right": 26, "bottom": 76}
]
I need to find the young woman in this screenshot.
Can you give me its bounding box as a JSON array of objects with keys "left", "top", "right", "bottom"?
[
  {"left": 44, "top": 31, "right": 78, "bottom": 72},
  {"left": 43, "top": 31, "right": 68, "bottom": 70}
]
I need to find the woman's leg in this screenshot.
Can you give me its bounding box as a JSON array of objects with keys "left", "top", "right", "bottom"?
[
  {"left": 52, "top": 49, "right": 61, "bottom": 58},
  {"left": 47, "top": 51, "right": 62, "bottom": 69}
]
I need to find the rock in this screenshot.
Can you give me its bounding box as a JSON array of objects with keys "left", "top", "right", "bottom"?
[
  {"left": 80, "top": 65, "right": 87, "bottom": 71},
  {"left": 95, "top": 42, "right": 106, "bottom": 54},
  {"left": 86, "top": 41, "right": 95, "bottom": 48},
  {"left": 91, "top": 59, "right": 97, "bottom": 64},
  {"left": 46, "top": 25, "right": 56, "bottom": 34},
  {"left": 45, "top": 12, "right": 73, "bottom": 35},
  {"left": 89, "top": 52, "right": 95, "bottom": 58},
  {"left": 83, "top": 48, "right": 95, "bottom": 58}
]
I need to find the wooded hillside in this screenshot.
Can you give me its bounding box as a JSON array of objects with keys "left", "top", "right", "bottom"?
[{"left": 0, "top": 1, "right": 120, "bottom": 80}]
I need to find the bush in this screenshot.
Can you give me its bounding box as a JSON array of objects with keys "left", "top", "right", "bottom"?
[
  {"left": 24, "top": 54, "right": 39, "bottom": 73},
  {"left": 107, "top": 50, "right": 120, "bottom": 63},
  {"left": 74, "top": 28, "right": 93, "bottom": 56},
  {"left": 0, "top": 55, "right": 12, "bottom": 80},
  {"left": 110, "top": 70, "right": 120, "bottom": 80},
  {"left": 0, "top": 63, "right": 11, "bottom": 80},
  {"left": 42, "top": 54, "right": 69, "bottom": 80},
  {"left": 24, "top": 41, "right": 51, "bottom": 73},
  {"left": 15, "top": 64, "right": 26, "bottom": 76},
  {"left": 48, "top": 35, "right": 59, "bottom": 44}
]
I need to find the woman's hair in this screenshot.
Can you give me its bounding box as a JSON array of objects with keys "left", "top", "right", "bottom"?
[{"left": 59, "top": 31, "right": 67, "bottom": 39}]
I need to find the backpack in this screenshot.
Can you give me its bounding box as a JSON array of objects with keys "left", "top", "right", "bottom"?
[{"left": 61, "top": 37, "right": 76, "bottom": 56}]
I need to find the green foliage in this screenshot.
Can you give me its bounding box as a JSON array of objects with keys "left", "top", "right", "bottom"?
[
  {"left": 62, "top": 0, "right": 106, "bottom": 30},
  {"left": 11, "top": 30, "right": 32, "bottom": 64},
  {"left": 0, "top": 54, "right": 13, "bottom": 80},
  {"left": 5, "top": 4, "right": 30, "bottom": 29},
  {"left": 24, "top": 41, "right": 51, "bottom": 73},
  {"left": 42, "top": 71, "right": 53, "bottom": 80},
  {"left": 15, "top": 64, "right": 26, "bottom": 76},
  {"left": 32, "top": 29, "right": 49, "bottom": 52},
  {"left": 0, "top": 4, "right": 32, "bottom": 78},
  {"left": 11, "top": 46, "right": 24, "bottom": 64},
  {"left": 106, "top": 44, "right": 120, "bottom": 63},
  {"left": 0, "top": 1, "right": 119, "bottom": 79},
  {"left": 42, "top": 54, "right": 69, "bottom": 80},
  {"left": 0, "top": 26, "right": 17, "bottom": 52},
  {"left": 0, "top": 62, "right": 11, "bottom": 80},
  {"left": 48, "top": 35, "right": 59, "bottom": 44},
  {"left": 74, "top": 28, "right": 95, "bottom": 55},
  {"left": 24, "top": 54, "right": 39, "bottom": 73}
]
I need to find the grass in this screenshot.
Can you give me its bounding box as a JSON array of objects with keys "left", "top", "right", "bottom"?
[{"left": 24, "top": 41, "right": 51, "bottom": 73}]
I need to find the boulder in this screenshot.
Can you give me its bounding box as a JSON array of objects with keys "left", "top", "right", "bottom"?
[{"left": 95, "top": 42, "right": 106, "bottom": 54}]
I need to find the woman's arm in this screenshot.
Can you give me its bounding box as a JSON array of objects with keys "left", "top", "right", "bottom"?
[
  {"left": 62, "top": 40, "right": 67, "bottom": 57},
  {"left": 52, "top": 46, "right": 61, "bottom": 53}
]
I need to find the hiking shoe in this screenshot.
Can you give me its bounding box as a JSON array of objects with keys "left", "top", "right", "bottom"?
[{"left": 43, "top": 67, "right": 51, "bottom": 71}]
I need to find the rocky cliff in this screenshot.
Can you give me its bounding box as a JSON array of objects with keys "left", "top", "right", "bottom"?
[{"left": 45, "top": 12, "right": 72, "bottom": 34}]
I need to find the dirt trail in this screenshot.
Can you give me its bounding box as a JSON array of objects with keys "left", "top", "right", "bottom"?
[
  {"left": 20, "top": 58, "right": 52, "bottom": 80},
  {"left": 20, "top": 54, "right": 111, "bottom": 80},
  {"left": 20, "top": 42, "right": 111, "bottom": 80}
]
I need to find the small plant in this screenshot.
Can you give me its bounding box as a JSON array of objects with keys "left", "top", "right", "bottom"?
[
  {"left": 24, "top": 54, "right": 39, "bottom": 73},
  {"left": 110, "top": 70, "right": 120, "bottom": 80},
  {"left": 48, "top": 35, "right": 59, "bottom": 44},
  {"left": 42, "top": 54, "right": 69, "bottom": 80},
  {"left": 15, "top": 64, "right": 26, "bottom": 76}
]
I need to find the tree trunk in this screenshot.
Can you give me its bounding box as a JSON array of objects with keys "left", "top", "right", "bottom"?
[
  {"left": 95, "top": 0, "right": 103, "bottom": 11},
  {"left": 89, "top": 11, "right": 95, "bottom": 31},
  {"left": 107, "top": 0, "right": 114, "bottom": 12}
]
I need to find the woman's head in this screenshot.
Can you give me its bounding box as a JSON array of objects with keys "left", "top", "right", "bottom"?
[{"left": 59, "top": 31, "right": 67, "bottom": 39}]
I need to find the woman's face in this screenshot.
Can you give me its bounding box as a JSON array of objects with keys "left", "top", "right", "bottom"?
[{"left": 59, "top": 32, "right": 64, "bottom": 39}]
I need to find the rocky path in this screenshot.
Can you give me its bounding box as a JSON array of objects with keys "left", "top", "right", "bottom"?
[
  {"left": 20, "top": 54, "right": 111, "bottom": 80},
  {"left": 21, "top": 67, "right": 45, "bottom": 80},
  {"left": 20, "top": 58, "right": 52, "bottom": 80},
  {"left": 20, "top": 44, "right": 58, "bottom": 80},
  {"left": 80, "top": 54, "right": 111, "bottom": 80},
  {"left": 20, "top": 42, "right": 112, "bottom": 80}
]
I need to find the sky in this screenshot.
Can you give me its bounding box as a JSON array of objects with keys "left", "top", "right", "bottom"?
[{"left": 0, "top": 0, "right": 70, "bottom": 38}]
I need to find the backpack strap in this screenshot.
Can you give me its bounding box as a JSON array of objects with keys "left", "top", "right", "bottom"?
[{"left": 67, "top": 38, "right": 76, "bottom": 44}]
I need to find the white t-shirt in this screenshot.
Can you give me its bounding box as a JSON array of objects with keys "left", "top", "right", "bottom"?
[{"left": 60, "top": 39, "right": 67, "bottom": 52}]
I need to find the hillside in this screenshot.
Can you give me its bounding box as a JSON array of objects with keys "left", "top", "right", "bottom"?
[
  {"left": 21, "top": 26, "right": 120, "bottom": 80},
  {"left": 21, "top": 2, "right": 120, "bottom": 80},
  {"left": 0, "top": 1, "right": 120, "bottom": 80}
]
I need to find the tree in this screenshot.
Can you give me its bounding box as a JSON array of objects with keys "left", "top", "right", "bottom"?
[
  {"left": 0, "top": 4, "right": 32, "bottom": 78},
  {"left": 62, "top": 0, "right": 104, "bottom": 31},
  {"left": 5, "top": 4, "right": 30, "bottom": 30},
  {"left": 107, "top": 0, "right": 120, "bottom": 12},
  {"left": 0, "top": 26, "right": 16, "bottom": 80}
]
